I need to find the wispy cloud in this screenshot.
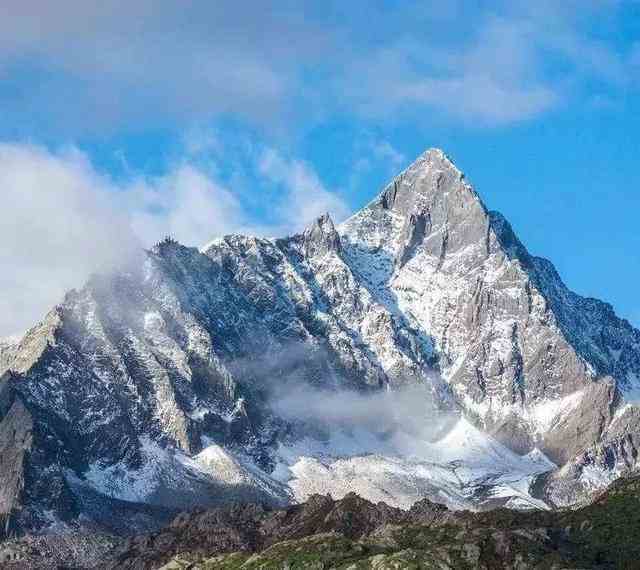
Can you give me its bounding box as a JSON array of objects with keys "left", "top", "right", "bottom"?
[
  {"left": 0, "top": 1, "right": 636, "bottom": 133},
  {"left": 258, "top": 149, "right": 350, "bottom": 231},
  {"left": 0, "top": 2, "right": 329, "bottom": 133},
  {"left": 335, "top": 13, "right": 560, "bottom": 125}
]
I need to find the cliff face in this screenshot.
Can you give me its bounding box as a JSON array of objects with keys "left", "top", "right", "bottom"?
[{"left": 1, "top": 149, "right": 639, "bottom": 532}]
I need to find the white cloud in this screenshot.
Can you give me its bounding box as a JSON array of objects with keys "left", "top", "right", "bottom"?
[
  {"left": 128, "top": 166, "right": 246, "bottom": 247},
  {"left": 396, "top": 75, "right": 558, "bottom": 124},
  {"left": 0, "top": 1, "right": 329, "bottom": 133},
  {"left": 338, "top": 14, "right": 561, "bottom": 125},
  {"left": 319, "top": 1, "right": 636, "bottom": 125},
  {"left": 0, "top": 0, "right": 635, "bottom": 133},
  {"left": 0, "top": 144, "right": 139, "bottom": 337},
  {"left": 0, "top": 142, "right": 349, "bottom": 336},
  {"left": 258, "top": 148, "right": 350, "bottom": 231}
]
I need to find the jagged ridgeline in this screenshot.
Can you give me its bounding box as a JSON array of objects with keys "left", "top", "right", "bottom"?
[{"left": 1, "top": 149, "right": 640, "bottom": 535}]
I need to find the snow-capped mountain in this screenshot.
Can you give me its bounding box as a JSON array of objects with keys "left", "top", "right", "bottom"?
[{"left": 1, "top": 148, "right": 639, "bottom": 534}]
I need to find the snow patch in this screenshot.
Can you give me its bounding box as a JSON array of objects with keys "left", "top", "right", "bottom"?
[{"left": 527, "top": 391, "right": 584, "bottom": 435}]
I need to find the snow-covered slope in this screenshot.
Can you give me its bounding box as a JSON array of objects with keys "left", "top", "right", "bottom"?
[
  {"left": 1, "top": 148, "right": 639, "bottom": 534},
  {"left": 273, "top": 417, "right": 554, "bottom": 511}
]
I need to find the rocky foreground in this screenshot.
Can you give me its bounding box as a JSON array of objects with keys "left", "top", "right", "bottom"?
[{"left": 4, "top": 475, "right": 639, "bottom": 569}]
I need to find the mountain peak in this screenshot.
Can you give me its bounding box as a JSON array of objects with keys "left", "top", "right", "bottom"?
[
  {"left": 341, "top": 147, "right": 488, "bottom": 269},
  {"left": 408, "top": 147, "right": 463, "bottom": 179},
  {"left": 4, "top": 144, "right": 640, "bottom": 540},
  {"left": 371, "top": 147, "right": 474, "bottom": 217},
  {"left": 301, "top": 213, "right": 341, "bottom": 256},
  {"left": 415, "top": 146, "right": 455, "bottom": 166},
  {"left": 308, "top": 212, "right": 335, "bottom": 232}
]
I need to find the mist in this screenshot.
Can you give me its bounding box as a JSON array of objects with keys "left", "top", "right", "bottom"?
[{"left": 262, "top": 357, "right": 458, "bottom": 459}]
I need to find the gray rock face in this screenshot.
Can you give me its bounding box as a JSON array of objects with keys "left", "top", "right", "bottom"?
[
  {"left": 0, "top": 397, "right": 32, "bottom": 533},
  {"left": 1, "top": 148, "right": 639, "bottom": 532}
]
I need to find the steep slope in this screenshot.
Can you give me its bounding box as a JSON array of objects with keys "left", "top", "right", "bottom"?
[
  {"left": 339, "top": 149, "right": 640, "bottom": 503},
  {"left": 0, "top": 148, "right": 639, "bottom": 535}
]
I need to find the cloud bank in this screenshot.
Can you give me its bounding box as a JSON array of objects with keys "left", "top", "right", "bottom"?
[{"left": 0, "top": 145, "right": 139, "bottom": 338}]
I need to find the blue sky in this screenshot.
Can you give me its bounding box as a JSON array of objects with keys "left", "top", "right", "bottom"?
[{"left": 0, "top": 0, "right": 639, "bottom": 334}]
